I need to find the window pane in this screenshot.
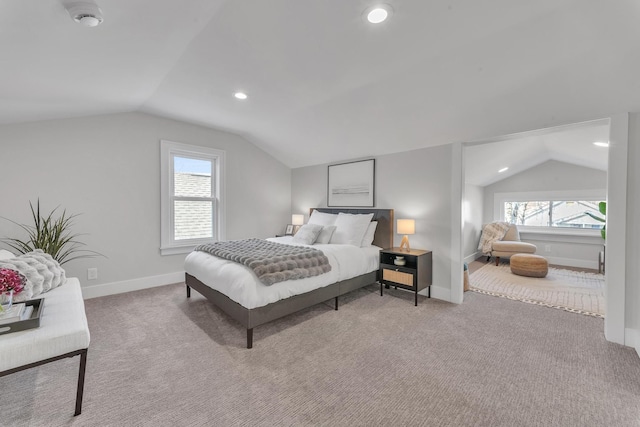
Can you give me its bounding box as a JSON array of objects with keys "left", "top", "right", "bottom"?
[
  {"left": 552, "top": 201, "right": 605, "bottom": 229},
  {"left": 174, "top": 156, "right": 212, "bottom": 197},
  {"left": 504, "top": 201, "right": 550, "bottom": 226},
  {"left": 174, "top": 201, "right": 213, "bottom": 240}
]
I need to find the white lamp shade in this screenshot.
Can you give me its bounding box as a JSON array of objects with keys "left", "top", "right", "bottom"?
[
  {"left": 292, "top": 214, "right": 304, "bottom": 226},
  {"left": 397, "top": 219, "right": 415, "bottom": 235}
]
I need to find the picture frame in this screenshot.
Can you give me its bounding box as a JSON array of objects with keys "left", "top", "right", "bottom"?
[
  {"left": 285, "top": 224, "right": 294, "bottom": 235},
  {"left": 327, "top": 159, "right": 375, "bottom": 207}
]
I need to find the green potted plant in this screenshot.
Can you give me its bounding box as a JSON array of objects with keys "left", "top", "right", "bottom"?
[{"left": 2, "top": 199, "right": 102, "bottom": 264}]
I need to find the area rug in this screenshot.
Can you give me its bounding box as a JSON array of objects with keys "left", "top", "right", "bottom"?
[{"left": 469, "top": 263, "right": 605, "bottom": 318}]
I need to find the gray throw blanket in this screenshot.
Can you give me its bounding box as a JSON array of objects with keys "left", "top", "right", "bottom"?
[
  {"left": 194, "top": 238, "right": 332, "bottom": 285},
  {"left": 478, "top": 222, "right": 511, "bottom": 254}
]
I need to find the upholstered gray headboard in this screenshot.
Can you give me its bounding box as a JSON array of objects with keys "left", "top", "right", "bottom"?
[{"left": 310, "top": 208, "right": 394, "bottom": 249}]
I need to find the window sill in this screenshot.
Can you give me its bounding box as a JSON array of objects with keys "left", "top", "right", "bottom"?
[
  {"left": 160, "top": 245, "right": 196, "bottom": 256},
  {"left": 517, "top": 227, "right": 602, "bottom": 237}
]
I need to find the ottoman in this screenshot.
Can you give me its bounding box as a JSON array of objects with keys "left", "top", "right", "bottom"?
[{"left": 510, "top": 254, "right": 548, "bottom": 278}]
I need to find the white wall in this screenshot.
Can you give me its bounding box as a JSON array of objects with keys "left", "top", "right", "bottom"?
[
  {"left": 0, "top": 112, "right": 291, "bottom": 295},
  {"left": 481, "top": 160, "right": 607, "bottom": 268},
  {"left": 625, "top": 113, "right": 640, "bottom": 355},
  {"left": 292, "top": 145, "right": 456, "bottom": 302},
  {"left": 463, "top": 184, "right": 484, "bottom": 262}
]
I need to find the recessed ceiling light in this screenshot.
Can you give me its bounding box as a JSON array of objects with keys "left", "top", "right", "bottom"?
[
  {"left": 366, "top": 5, "right": 393, "bottom": 24},
  {"left": 498, "top": 167, "right": 509, "bottom": 173},
  {"left": 234, "top": 92, "right": 247, "bottom": 100},
  {"left": 593, "top": 141, "right": 609, "bottom": 148}
]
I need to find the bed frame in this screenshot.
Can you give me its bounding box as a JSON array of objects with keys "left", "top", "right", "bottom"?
[{"left": 185, "top": 208, "right": 394, "bottom": 348}]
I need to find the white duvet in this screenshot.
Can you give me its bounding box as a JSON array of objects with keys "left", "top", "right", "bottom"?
[{"left": 184, "top": 236, "right": 380, "bottom": 309}]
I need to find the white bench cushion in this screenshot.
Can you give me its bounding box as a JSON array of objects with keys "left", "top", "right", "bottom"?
[{"left": 0, "top": 278, "right": 90, "bottom": 372}]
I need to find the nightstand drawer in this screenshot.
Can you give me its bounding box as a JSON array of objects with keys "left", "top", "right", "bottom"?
[{"left": 382, "top": 269, "right": 414, "bottom": 287}]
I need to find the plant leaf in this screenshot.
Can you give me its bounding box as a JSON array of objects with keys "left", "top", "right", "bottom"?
[
  {"left": 599, "top": 201, "right": 606, "bottom": 216},
  {"left": 1, "top": 198, "right": 105, "bottom": 264}
]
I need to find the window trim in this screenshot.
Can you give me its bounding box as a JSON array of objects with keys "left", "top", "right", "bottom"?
[
  {"left": 494, "top": 190, "right": 605, "bottom": 237},
  {"left": 160, "top": 140, "right": 226, "bottom": 255}
]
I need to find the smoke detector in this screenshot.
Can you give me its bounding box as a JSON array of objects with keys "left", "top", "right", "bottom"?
[{"left": 66, "top": 1, "right": 104, "bottom": 27}]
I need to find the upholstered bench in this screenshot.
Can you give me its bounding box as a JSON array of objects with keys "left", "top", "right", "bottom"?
[
  {"left": 0, "top": 278, "right": 90, "bottom": 416},
  {"left": 510, "top": 254, "right": 549, "bottom": 278}
]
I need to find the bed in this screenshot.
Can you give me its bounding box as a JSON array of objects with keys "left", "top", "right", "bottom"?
[{"left": 185, "top": 208, "right": 394, "bottom": 348}]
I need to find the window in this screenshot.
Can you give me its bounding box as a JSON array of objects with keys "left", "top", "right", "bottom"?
[
  {"left": 503, "top": 200, "right": 605, "bottom": 230},
  {"left": 160, "top": 140, "right": 225, "bottom": 255},
  {"left": 495, "top": 190, "right": 605, "bottom": 234}
]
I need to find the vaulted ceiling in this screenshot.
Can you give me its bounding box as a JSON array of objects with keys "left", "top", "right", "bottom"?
[
  {"left": 465, "top": 119, "right": 610, "bottom": 186},
  {"left": 2, "top": 1, "right": 639, "bottom": 168}
]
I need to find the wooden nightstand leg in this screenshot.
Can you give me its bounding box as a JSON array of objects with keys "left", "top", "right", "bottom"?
[
  {"left": 415, "top": 290, "right": 418, "bottom": 306},
  {"left": 428, "top": 287, "right": 431, "bottom": 298},
  {"left": 380, "top": 282, "right": 383, "bottom": 296}
]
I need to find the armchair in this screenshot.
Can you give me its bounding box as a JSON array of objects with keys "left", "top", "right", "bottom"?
[{"left": 481, "top": 223, "right": 537, "bottom": 265}]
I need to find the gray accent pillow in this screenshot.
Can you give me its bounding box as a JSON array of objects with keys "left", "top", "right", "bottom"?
[{"left": 292, "top": 223, "right": 324, "bottom": 245}]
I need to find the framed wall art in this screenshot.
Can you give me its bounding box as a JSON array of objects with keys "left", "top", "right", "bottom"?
[{"left": 327, "top": 159, "right": 375, "bottom": 207}]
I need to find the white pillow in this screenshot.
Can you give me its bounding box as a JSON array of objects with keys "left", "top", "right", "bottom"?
[
  {"left": 308, "top": 210, "right": 338, "bottom": 226},
  {"left": 0, "top": 249, "right": 15, "bottom": 260},
  {"left": 330, "top": 213, "right": 374, "bottom": 246},
  {"left": 292, "top": 224, "right": 324, "bottom": 245},
  {"left": 315, "top": 225, "right": 337, "bottom": 244},
  {"left": 360, "top": 221, "right": 378, "bottom": 247}
]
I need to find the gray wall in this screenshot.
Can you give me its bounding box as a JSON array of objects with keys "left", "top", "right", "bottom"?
[
  {"left": 463, "top": 184, "right": 484, "bottom": 261},
  {"left": 292, "top": 145, "right": 456, "bottom": 302},
  {"left": 482, "top": 160, "right": 607, "bottom": 223},
  {"left": 479, "top": 160, "right": 607, "bottom": 268},
  {"left": 0, "top": 112, "right": 291, "bottom": 289}
]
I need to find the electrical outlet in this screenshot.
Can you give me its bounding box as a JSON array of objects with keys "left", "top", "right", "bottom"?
[
  {"left": 544, "top": 245, "right": 551, "bottom": 252},
  {"left": 87, "top": 268, "right": 98, "bottom": 280}
]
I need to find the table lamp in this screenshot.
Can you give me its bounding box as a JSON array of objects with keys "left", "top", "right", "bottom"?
[
  {"left": 292, "top": 214, "right": 304, "bottom": 226},
  {"left": 397, "top": 219, "right": 415, "bottom": 252}
]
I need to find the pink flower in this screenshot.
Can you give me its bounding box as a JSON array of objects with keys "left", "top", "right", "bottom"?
[{"left": 0, "top": 268, "right": 26, "bottom": 295}]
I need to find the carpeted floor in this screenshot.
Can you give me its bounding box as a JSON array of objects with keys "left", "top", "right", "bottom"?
[
  {"left": 469, "top": 262, "right": 605, "bottom": 317},
  {"left": 2, "top": 282, "right": 640, "bottom": 426}
]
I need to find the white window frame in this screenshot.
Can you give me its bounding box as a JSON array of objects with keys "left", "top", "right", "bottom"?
[
  {"left": 494, "top": 190, "right": 605, "bottom": 236},
  {"left": 160, "top": 140, "right": 225, "bottom": 255}
]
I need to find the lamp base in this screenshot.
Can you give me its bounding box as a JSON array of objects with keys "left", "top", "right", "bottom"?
[{"left": 399, "top": 235, "right": 411, "bottom": 252}]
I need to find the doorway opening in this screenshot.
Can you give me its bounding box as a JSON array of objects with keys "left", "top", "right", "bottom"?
[{"left": 461, "top": 119, "right": 609, "bottom": 317}]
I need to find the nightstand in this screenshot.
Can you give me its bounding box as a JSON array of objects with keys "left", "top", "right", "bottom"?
[{"left": 379, "top": 247, "right": 433, "bottom": 306}]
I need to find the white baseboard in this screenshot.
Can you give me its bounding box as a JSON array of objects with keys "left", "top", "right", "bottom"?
[
  {"left": 464, "top": 252, "right": 481, "bottom": 264},
  {"left": 81, "top": 271, "right": 185, "bottom": 299},
  {"left": 85, "top": 272, "right": 457, "bottom": 304},
  {"left": 544, "top": 256, "right": 598, "bottom": 270}
]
